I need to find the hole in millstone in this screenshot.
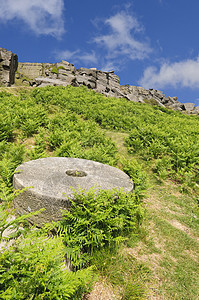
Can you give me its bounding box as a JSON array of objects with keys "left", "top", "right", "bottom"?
[{"left": 66, "top": 170, "right": 87, "bottom": 177}]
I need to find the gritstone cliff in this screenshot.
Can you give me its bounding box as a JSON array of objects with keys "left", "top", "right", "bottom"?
[{"left": 1, "top": 47, "right": 199, "bottom": 114}]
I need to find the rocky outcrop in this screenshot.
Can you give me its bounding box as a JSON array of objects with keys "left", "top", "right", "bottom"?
[
  {"left": 192, "top": 106, "right": 199, "bottom": 114},
  {"left": 181, "top": 103, "right": 195, "bottom": 112},
  {"left": 1, "top": 47, "right": 197, "bottom": 115},
  {"left": 16, "top": 60, "right": 199, "bottom": 114},
  {"left": 17, "top": 60, "right": 123, "bottom": 97},
  {"left": 120, "top": 85, "right": 181, "bottom": 108},
  {"left": 0, "top": 48, "right": 18, "bottom": 86}
]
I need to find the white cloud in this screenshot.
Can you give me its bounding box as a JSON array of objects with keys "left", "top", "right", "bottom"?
[
  {"left": 139, "top": 57, "right": 199, "bottom": 89},
  {"left": 101, "top": 61, "right": 120, "bottom": 72},
  {"left": 55, "top": 10, "right": 151, "bottom": 71},
  {"left": 93, "top": 11, "right": 151, "bottom": 61},
  {"left": 0, "top": 0, "right": 65, "bottom": 38},
  {"left": 56, "top": 50, "right": 79, "bottom": 61},
  {"left": 78, "top": 52, "right": 98, "bottom": 65},
  {"left": 56, "top": 49, "right": 98, "bottom": 65}
]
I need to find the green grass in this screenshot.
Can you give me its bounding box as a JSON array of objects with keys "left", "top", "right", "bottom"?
[
  {"left": 130, "top": 179, "right": 199, "bottom": 299},
  {"left": 91, "top": 247, "right": 150, "bottom": 299},
  {"left": 0, "top": 85, "right": 198, "bottom": 299}
]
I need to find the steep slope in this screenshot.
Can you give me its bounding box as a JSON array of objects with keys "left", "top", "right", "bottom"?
[{"left": 0, "top": 85, "right": 198, "bottom": 299}]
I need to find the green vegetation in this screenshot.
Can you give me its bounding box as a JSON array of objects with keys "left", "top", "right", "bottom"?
[
  {"left": 0, "top": 85, "right": 198, "bottom": 299},
  {"left": 136, "top": 180, "right": 199, "bottom": 299},
  {"left": 30, "top": 85, "right": 199, "bottom": 190},
  {"left": 50, "top": 65, "right": 65, "bottom": 75},
  {"left": 58, "top": 66, "right": 66, "bottom": 70},
  {"left": 0, "top": 231, "right": 94, "bottom": 299},
  {"left": 58, "top": 187, "right": 143, "bottom": 269},
  {"left": 15, "top": 72, "right": 32, "bottom": 86},
  {"left": 143, "top": 98, "right": 159, "bottom": 106},
  {"left": 51, "top": 67, "right": 58, "bottom": 75}
]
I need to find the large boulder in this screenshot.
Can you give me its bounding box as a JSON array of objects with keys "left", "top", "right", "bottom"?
[
  {"left": 0, "top": 48, "right": 18, "bottom": 86},
  {"left": 182, "top": 102, "right": 195, "bottom": 112},
  {"left": 17, "top": 62, "right": 44, "bottom": 79},
  {"left": 34, "top": 76, "right": 74, "bottom": 87},
  {"left": 13, "top": 157, "right": 134, "bottom": 226}
]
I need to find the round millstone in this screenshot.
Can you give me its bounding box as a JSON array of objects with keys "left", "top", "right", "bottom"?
[{"left": 13, "top": 157, "right": 134, "bottom": 225}]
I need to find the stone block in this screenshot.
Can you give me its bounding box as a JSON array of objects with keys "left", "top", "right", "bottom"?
[
  {"left": 13, "top": 157, "right": 133, "bottom": 226},
  {"left": 18, "top": 63, "right": 43, "bottom": 79},
  {"left": 58, "top": 73, "right": 76, "bottom": 83},
  {"left": 182, "top": 103, "right": 195, "bottom": 112},
  {"left": 125, "top": 94, "right": 139, "bottom": 102},
  {"left": 95, "top": 82, "right": 107, "bottom": 92},
  {"left": 56, "top": 61, "right": 76, "bottom": 73},
  {"left": 0, "top": 48, "right": 18, "bottom": 86},
  {"left": 78, "top": 67, "right": 97, "bottom": 78},
  {"left": 97, "top": 71, "right": 108, "bottom": 82},
  {"left": 35, "top": 77, "right": 69, "bottom": 87}
]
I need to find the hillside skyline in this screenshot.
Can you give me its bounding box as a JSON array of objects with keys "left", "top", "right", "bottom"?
[{"left": 1, "top": 0, "right": 199, "bottom": 105}]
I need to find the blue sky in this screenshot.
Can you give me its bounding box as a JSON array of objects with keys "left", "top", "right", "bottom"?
[{"left": 1, "top": 0, "right": 199, "bottom": 105}]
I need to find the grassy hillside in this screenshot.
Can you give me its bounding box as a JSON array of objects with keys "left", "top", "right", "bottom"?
[{"left": 0, "top": 86, "right": 198, "bottom": 299}]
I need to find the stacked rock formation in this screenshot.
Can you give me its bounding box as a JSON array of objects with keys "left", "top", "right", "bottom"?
[
  {"left": 1, "top": 47, "right": 199, "bottom": 114},
  {"left": 0, "top": 48, "right": 18, "bottom": 86},
  {"left": 17, "top": 60, "right": 199, "bottom": 113},
  {"left": 17, "top": 61, "right": 123, "bottom": 98}
]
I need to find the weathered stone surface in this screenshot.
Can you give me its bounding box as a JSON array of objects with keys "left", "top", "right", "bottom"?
[
  {"left": 108, "top": 73, "right": 120, "bottom": 89},
  {"left": 0, "top": 46, "right": 197, "bottom": 114},
  {"left": 78, "top": 67, "right": 97, "bottom": 78},
  {"left": 125, "top": 94, "right": 139, "bottom": 102},
  {"left": 34, "top": 77, "right": 69, "bottom": 87},
  {"left": 8, "top": 49, "right": 197, "bottom": 114},
  {"left": 18, "top": 62, "right": 43, "bottom": 79},
  {"left": 13, "top": 157, "right": 134, "bottom": 225},
  {"left": 95, "top": 82, "right": 107, "bottom": 93},
  {"left": 17, "top": 59, "right": 177, "bottom": 108},
  {"left": 168, "top": 96, "right": 178, "bottom": 103},
  {"left": 168, "top": 102, "right": 184, "bottom": 111},
  {"left": 121, "top": 85, "right": 174, "bottom": 107},
  {"left": 96, "top": 72, "right": 108, "bottom": 87},
  {"left": 0, "top": 48, "right": 18, "bottom": 86},
  {"left": 56, "top": 61, "right": 76, "bottom": 73},
  {"left": 181, "top": 103, "right": 195, "bottom": 112},
  {"left": 192, "top": 106, "right": 199, "bottom": 114},
  {"left": 58, "top": 72, "right": 76, "bottom": 83},
  {"left": 75, "top": 75, "right": 96, "bottom": 89}
]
